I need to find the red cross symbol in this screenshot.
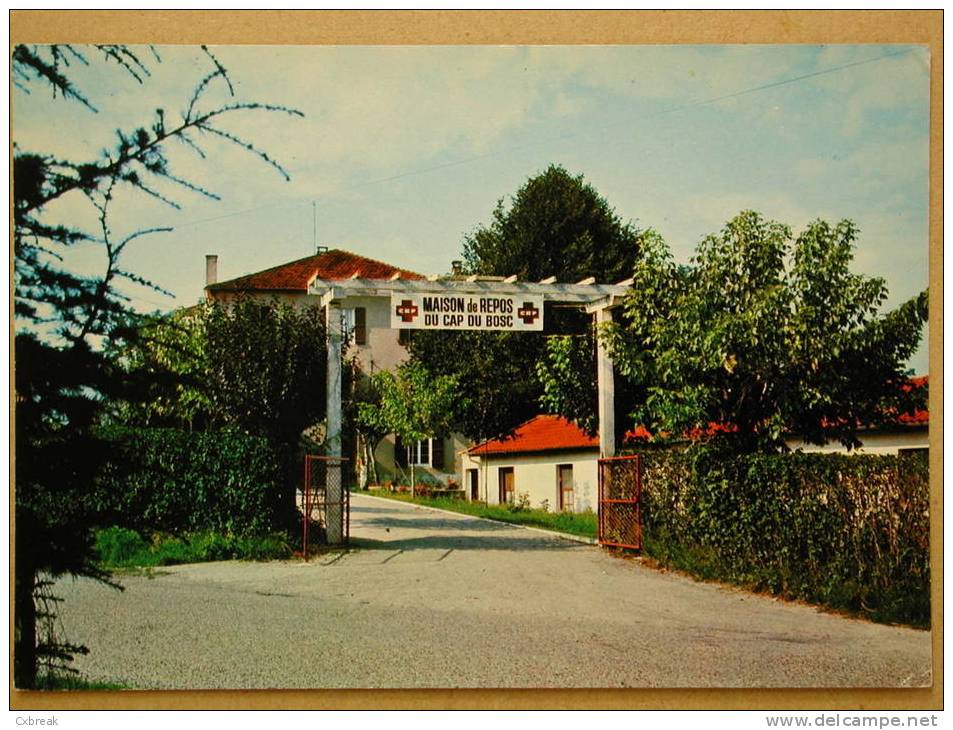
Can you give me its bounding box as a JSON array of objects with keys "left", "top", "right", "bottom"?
[
  {"left": 518, "top": 302, "right": 540, "bottom": 325},
  {"left": 395, "top": 299, "right": 419, "bottom": 323}
]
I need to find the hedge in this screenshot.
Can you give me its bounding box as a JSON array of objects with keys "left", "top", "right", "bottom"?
[
  {"left": 92, "top": 426, "right": 296, "bottom": 536},
  {"left": 638, "top": 445, "right": 930, "bottom": 626}
]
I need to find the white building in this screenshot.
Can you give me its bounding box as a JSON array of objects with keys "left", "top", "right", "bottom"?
[{"left": 460, "top": 415, "right": 600, "bottom": 513}]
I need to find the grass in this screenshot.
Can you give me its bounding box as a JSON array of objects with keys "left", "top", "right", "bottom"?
[
  {"left": 94, "top": 526, "right": 292, "bottom": 569},
  {"left": 361, "top": 489, "right": 598, "bottom": 538},
  {"left": 33, "top": 672, "right": 127, "bottom": 690}
]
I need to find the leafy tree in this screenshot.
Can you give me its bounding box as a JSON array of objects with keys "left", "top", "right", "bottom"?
[
  {"left": 536, "top": 333, "right": 598, "bottom": 434},
  {"left": 601, "top": 211, "right": 928, "bottom": 452},
  {"left": 410, "top": 165, "right": 645, "bottom": 440},
  {"left": 13, "top": 44, "right": 300, "bottom": 687},
  {"left": 356, "top": 361, "right": 460, "bottom": 492},
  {"left": 461, "top": 164, "right": 642, "bottom": 283},
  {"left": 108, "top": 297, "right": 331, "bottom": 511},
  {"left": 202, "top": 298, "right": 328, "bottom": 447}
]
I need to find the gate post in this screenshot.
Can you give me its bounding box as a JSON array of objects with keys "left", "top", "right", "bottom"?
[
  {"left": 595, "top": 306, "right": 615, "bottom": 457},
  {"left": 325, "top": 302, "right": 345, "bottom": 544}
]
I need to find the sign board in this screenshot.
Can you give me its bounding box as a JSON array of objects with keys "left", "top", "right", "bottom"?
[{"left": 390, "top": 293, "right": 544, "bottom": 331}]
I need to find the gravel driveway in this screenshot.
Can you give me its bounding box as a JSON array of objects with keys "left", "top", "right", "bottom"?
[{"left": 55, "top": 493, "right": 932, "bottom": 689}]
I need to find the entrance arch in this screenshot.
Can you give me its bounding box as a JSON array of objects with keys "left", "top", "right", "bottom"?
[{"left": 308, "top": 274, "right": 630, "bottom": 544}]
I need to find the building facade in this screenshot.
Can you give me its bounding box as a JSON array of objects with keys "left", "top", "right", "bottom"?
[{"left": 460, "top": 415, "right": 600, "bottom": 513}]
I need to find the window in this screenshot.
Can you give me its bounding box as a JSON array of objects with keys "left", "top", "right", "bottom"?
[
  {"left": 342, "top": 307, "right": 367, "bottom": 345},
  {"left": 354, "top": 307, "right": 367, "bottom": 345},
  {"left": 398, "top": 328, "right": 411, "bottom": 346},
  {"left": 395, "top": 436, "right": 444, "bottom": 470}
]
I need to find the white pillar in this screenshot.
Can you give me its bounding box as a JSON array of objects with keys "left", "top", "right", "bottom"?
[
  {"left": 325, "top": 302, "right": 345, "bottom": 544},
  {"left": 595, "top": 306, "right": 615, "bottom": 457}
]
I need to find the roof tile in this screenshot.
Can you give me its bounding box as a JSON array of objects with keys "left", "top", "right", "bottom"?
[
  {"left": 206, "top": 249, "right": 424, "bottom": 292},
  {"left": 468, "top": 415, "right": 598, "bottom": 456}
]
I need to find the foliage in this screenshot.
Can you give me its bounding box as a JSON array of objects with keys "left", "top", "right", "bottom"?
[
  {"left": 411, "top": 164, "right": 645, "bottom": 441},
  {"left": 368, "top": 490, "right": 598, "bottom": 538},
  {"left": 461, "top": 164, "right": 643, "bottom": 283},
  {"left": 13, "top": 43, "right": 300, "bottom": 688},
  {"left": 92, "top": 425, "right": 295, "bottom": 536},
  {"left": 203, "top": 297, "right": 328, "bottom": 445},
  {"left": 537, "top": 333, "right": 598, "bottom": 434},
  {"left": 94, "top": 526, "right": 291, "bottom": 568},
  {"left": 105, "top": 307, "right": 210, "bottom": 430},
  {"left": 603, "top": 212, "right": 928, "bottom": 451},
  {"left": 638, "top": 445, "right": 930, "bottom": 626}
]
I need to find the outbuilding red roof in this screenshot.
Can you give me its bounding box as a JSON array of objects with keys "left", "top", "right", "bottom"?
[
  {"left": 206, "top": 249, "right": 424, "bottom": 293},
  {"left": 468, "top": 415, "right": 599, "bottom": 456}
]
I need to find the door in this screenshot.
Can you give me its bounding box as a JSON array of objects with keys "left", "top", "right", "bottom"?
[
  {"left": 557, "top": 464, "right": 574, "bottom": 512},
  {"left": 498, "top": 467, "right": 515, "bottom": 504},
  {"left": 468, "top": 468, "right": 479, "bottom": 501}
]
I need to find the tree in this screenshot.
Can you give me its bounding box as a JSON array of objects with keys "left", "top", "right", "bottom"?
[
  {"left": 601, "top": 211, "right": 928, "bottom": 452},
  {"left": 461, "top": 164, "right": 642, "bottom": 284},
  {"left": 410, "top": 165, "right": 645, "bottom": 441},
  {"left": 356, "top": 361, "right": 461, "bottom": 493},
  {"left": 202, "top": 298, "right": 328, "bottom": 448},
  {"left": 105, "top": 307, "right": 211, "bottom": 431},
  {"left": 13, "top": 44, "right": 301, "bottom": 687},
  {"left": 110, "top": 297, "right": 329, "bottom": 442}
]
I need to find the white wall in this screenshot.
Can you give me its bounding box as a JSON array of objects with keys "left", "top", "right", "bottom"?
[
  {"left": 460, "top": 449, "right": 600, "bottom": 513},
  {"left": 338, "top": 295, "right": 409, "bottom": 373},
  {"left": 786, "top": 428, "right": 928, "bottom": 455}
]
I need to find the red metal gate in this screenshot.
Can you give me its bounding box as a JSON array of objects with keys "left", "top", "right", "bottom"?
[
  {"left": 301, "top": 455, "right": 349, "bottom": 559},
  {"left": 598, "top": 455, "right": 642, "bottom": 550}
]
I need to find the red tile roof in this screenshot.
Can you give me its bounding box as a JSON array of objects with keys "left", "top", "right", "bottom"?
[
  {"left": 206, "top": 249, "right": 424, "bottom": 293},
  {"left": 468, "top": 415, "right": 599, "bottom": 456},
  {"left": 898, "top": 376, "right": 929, "bottom": 425}
]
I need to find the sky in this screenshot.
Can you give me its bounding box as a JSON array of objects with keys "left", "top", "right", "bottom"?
[{"left": 12, "top": 44, "right": 931, "bottom": 372}]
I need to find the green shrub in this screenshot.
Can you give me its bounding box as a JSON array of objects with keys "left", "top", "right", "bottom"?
[
  {"left": 638, "top": 445, "right": 930, "bottom": 626},
  {"left": 92, "top": 426, "right": 295, "bottom": 536},
  {"left": 94, "top": 527, "right": 292, "bottom": 568},
  {"left": 94, "top": 527, "right": 148, "bottom": 566}
]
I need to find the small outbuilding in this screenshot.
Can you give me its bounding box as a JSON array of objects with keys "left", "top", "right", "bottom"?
[{"left": 460, "top": 415, "right": 600, "bottom": 513}]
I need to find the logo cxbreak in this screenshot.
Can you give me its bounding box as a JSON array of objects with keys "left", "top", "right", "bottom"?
[{"left": 395, "top": 299, "right": 419, "bottom": 323}]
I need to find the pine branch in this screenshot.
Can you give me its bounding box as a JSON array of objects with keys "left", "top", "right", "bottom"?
[
  {"left": 197, "top": 123, "right": 293, "bottom": 181},
  {"left": 95, "top": 45, "right": 150, "bottom": 83},
  {"left": 115, "top": 226, "right": 173, "bottom": 256},
  {"left": 114, "top": 269, "right": 176, "bottom": 298},
  {"left": 201, "top": 45, "right": 235, "bottom": 97},
  {"left": 12, "top": 45, "right": 97, "bottom": 111}
]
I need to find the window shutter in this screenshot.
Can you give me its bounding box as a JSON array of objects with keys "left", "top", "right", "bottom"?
[
  {"left": 354, "top": 307, "right": 367, "bottom": 345},
  {"left": 431, "top": 437, "right": 445, "bottom": 472},
  {"left": 394, "top": 435, "right": 407, "bottom": 468}
]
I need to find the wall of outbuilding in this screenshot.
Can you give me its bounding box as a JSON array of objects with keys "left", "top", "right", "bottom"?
[{"left": 459, "top": 449, "right": 599, "bottom": 513}]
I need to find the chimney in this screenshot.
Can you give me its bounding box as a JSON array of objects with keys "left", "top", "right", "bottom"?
[{"left": 205, "top": 254, "right": 218, "bottom": 286}]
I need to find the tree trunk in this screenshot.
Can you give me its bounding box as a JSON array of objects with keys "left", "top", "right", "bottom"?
[
  {"left": 368, "top": 438, "right": 380, "bottom": 486},
  {"left": 14, "top": 523, "right": 37, "bottom": 689},
  {"left": 356, "top": 433, "right": 369, "bottom": 490}
]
